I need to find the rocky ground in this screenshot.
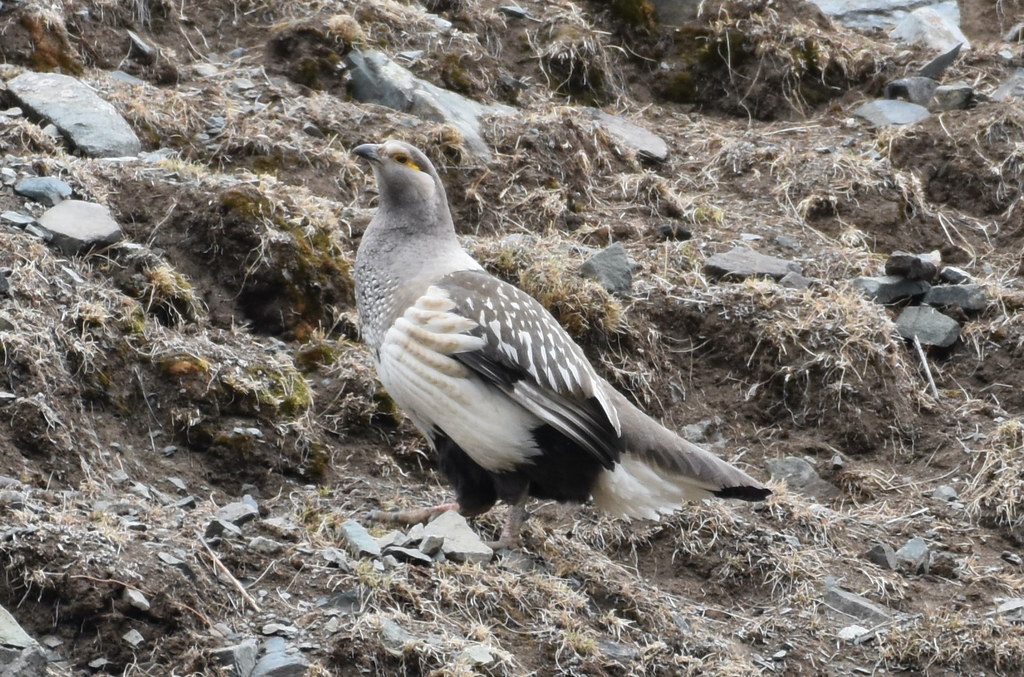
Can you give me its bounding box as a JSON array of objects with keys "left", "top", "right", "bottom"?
[{"left": 1, "top": 0, "right": 1024, "bottom": 675}]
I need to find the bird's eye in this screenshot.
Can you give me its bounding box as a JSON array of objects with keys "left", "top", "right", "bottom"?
[{"left": 392, "top": 153, "right": 420, "bottom": 171}]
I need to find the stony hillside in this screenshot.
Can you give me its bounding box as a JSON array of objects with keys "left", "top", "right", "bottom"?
[{"left": 1, "top": 0, "right": 1024, "bottom": 675}]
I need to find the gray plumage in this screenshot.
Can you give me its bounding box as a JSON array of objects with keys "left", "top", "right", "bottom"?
[{"left": 353, "top": 140, "right": 768, "bottom": 527}]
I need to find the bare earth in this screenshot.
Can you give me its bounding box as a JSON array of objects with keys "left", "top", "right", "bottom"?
[{"left": 1, "top": 0, "right": 1024, "bottom": 675}]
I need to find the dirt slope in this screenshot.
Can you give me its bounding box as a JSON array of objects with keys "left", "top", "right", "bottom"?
[{"left": 1, "top": 0, "right": 1024, "bottom": 675}]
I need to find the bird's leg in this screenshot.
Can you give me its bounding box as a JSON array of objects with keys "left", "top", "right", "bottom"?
[
  {"left": 486, "top": 491, "right": 529, "bottom": 551},
  {"left": 366, "top": 502, "right": 459, "bottom": 526}
]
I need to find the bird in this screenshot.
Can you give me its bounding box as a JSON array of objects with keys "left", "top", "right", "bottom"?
[{"left": 352, "top": 140, "right": 770, "bottom": 549}]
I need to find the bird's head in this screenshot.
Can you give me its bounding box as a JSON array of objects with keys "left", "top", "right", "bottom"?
[{"left": 353, "top": 140, "right": 446, "bottom": 215}]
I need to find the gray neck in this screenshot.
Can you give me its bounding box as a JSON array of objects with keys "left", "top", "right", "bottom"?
[{"left": 354, "top": 204, "right": 481, "bottom": 352}]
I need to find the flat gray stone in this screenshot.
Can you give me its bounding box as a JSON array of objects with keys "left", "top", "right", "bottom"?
[
  {"left": 895, "top": 306, "right": 960, "bottom": 347},
  {"left": 37, "top": 200, "right": 123, "bottom": 255},
  {"left": 7, "top": 72, "right": 142, "bottom": 157},
  {"left": 422, "top": 511, "right": 492, "bottom": 563},
  {"left": 779, "top": 271, "right": 811, "bottom": 290},
  {"left": 215, "top": 501, "right": 260, "bottom": 527},
  {"left": 824, "top": 586, "right": 893, "bottom": 625},
  {"left": 379, "top": 617, "right": 415, "bottom": 657},
  {"left": 939, "top": 266, "right": 971, "bottom": 284},
  {"left": 889, "top": 7, "right": 969, "bottom": 52},
  {"left": 0, "top": 646, "right": 48, "bottom": 677},
  {"left": 14, "top": 177, "right": 72, "bottom": 207},
  {"left": 704, "top": 246, "right": 801, "bottom": 281},
  {"left": 765, "top": 457, "right": 839, "bottom": 499},
  {"left": 582, "top": 107, "right": 668, "bottom": 162},
  {"left": 346, "top": 50, "right": 513, "bottom": 160},
  {"left": 931, "top": 83, "right": 973, "bottom": 110},
  {"left": 205, "top": 519, "right": 243, "bottom": 539},
  {"left": 123, "top": 588, "right": 150, "bottom": 612},
  {"left": 992, "top": 599, "right": 1024, "bottom": 622},
  {"left": 580, "top": 242, "right": 633, "bottom": 294},
  {"left": 339, "top": 520, "right": 381, "bottom": 559},
  {"left": 863, "top": 542, "right": 897, "bottom": 570},
  {"left": 383, "top": 546, "right": 433, "bottom": 566},
  {"left": 212, "top": 639, "right": 258, "bottom": 677},
  {"left": 0, "top": 604, "right": 38, "bottom": 649},
  {"left": 852, "top": 276, "right": 930, "bottom": 304},
  {"left": 924, "top": 284, "right": 986, "bottom": 311},
  {"left": 1, "top": 211, "right": 36, "bottom": 227},
  {"left": 885, "top": 250, "right": 939, "bottom": 281},
  {"left": 895, "top": 537, "right": 931, "bottom": 574},
  {"left": 933, "top": 484, "right": 958, "bottom": 501},
  {"left": 252, "top": 641, "right": 308, "bottom": 677},
  {"left": 809, "top": 0, "right": 960, "bottom": 31},
  {"left": 993, "top": 69, "right": 1024, "bottom": 102},
  {"left": 883, "top": 77, "right": 938, "bottom": 107},
  {"left": 853, "top": 100, "right": 930, "bottom": 127}
]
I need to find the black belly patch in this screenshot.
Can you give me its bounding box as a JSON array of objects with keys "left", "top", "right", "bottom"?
[{"left": 433, "top": 424, "right": 606, "bottom": 511}]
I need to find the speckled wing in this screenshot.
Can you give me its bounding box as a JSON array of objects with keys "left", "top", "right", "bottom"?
[{"left": 437, "top": 269, "right": 622, "bottom": 469}]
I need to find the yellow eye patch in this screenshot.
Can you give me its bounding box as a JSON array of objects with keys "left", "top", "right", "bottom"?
[{"left": 391, "top": 153, "right": 421, "bottom": 171}]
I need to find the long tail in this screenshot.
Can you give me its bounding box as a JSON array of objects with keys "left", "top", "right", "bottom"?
[{"left": 590, "top": 381, "right": 770, "bottom": 520}]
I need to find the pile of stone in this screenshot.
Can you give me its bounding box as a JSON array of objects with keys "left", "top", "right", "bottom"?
[{"left": 853, "top": 250, "right": 986, "bottom": 347}]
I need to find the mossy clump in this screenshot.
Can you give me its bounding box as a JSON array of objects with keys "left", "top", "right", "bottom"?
[
  {"left": 607, "top": 0, "right": 656, "bottom": 28},
  {"left": 222, "top": 364, "right": 313, "bottom": 418}
]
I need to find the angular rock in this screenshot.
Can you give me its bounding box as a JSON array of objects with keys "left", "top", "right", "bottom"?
[
  {"left": 37, "top": 200, "right": 123, "bottom": 255},
  {"left": 931, "top": 83, "right": 973, "bottom": 111},
  {"left": 339, "top": 520, "right": 381, "bottom": 559},
  {"left": 765, "top": 457, "right": 840, "bottom": 500},
  {"left": 14, "top": 177, "right": 72, "bottom": 207},
  {"left": 212, "top": 639, "right": 258, "bottom": 677},
  {"left": 422, "top": 511, "right": 492, "bottom": 563},
  {"left": 919, "top": 43, "right": 962, "bottom": 80},
  {"left": 885, "top": 251, "right": 939, "bottom": 281},
  {"left": 779, "top": 271, "right": 811, "bottom": 290},
  {"left": 0, "top": 646, "right": 48, "bottom": 677},
  {"left": 939, "top": 266, "right": 971, "bottom": 284},
  {"left": 809, "top": 0, "right": 960, "bottom": 31},
  {"left": 205, "top": 519, "right": 243, "bottom": 539},
  {"left": 924, "top": 284, "right": 986, "bottom": 312},
  {"left": 123, "top": 629, "right": 145, "bottom": 646},
  {"left": 852, "top": 276, "right": 930, "bottom": 304},
  {"left": 252, "top": 638, "right": 308, "bottom": 677},
  {"left": 824, "top": 586, "right": 893, "bottom": 625},
  {"left": 704, "top": 246, "right": 801, "bottom": 281},
  {"left": 895, "top": 537, "right": 931, "bottom": 574},
  {"left": 580, "top": 242, "right": 632, "bottom": 294},
  {"left": 582, "top": 107, "right": 668, "bottom": 162},
  {"left": 895, "top": 306, "right": 960, "bottom": 347},
  {"left": 992, "top": 598, "right": 1024, "bottom": 622},
  {"left": 0, "top": 604, "right": 38, "bottom": 649},
  {"left": 889, "top": 8, "right": 969, "bottom": 52},
  {"left": 346, "top": 50, "right": 513, "bottom": 160},
  {"left": 883, "top": 77, "right": 938, "bottom": 107},
  {"left": 383, "top": 546, "right": 433, "bottom": 566},
  {"left": 248, "top": 536, "right": 286, "bottom": 555},
  {"left": 6, "top": 72, "right": 142, "bottom": 157},
  {"left": 993, "top": 69, "right": 1024, "bottom": 102},
  {"left": 379, "top": 617, "right": 416, "bottom": 657},
  {"left": 853, "top": 100, "right": 930, "bottom": 127},
  {"left": 418, "top": 533, "right": 444, "bottom": 556},
  {"left": 863, "top": 542, "right": 897, "bottom": 570},
  {"left": 837, "top": 624, "right": 869, "bottom": 642},
  {"left": 216, "top": 501, "right": 260, "bottom": 527},
  {"left": 1, "top": 211, "right": 36, "bottom": 227},
  {"left": 597, "top": 639, "right": 640, "bottom": 663},
  {"left": 123, "top": 588, "right": 151, "bottom": 612}
]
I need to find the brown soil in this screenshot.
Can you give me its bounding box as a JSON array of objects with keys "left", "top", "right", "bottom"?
[{"left": 2, "top": 0, "right": 1024, "bottom": 675}]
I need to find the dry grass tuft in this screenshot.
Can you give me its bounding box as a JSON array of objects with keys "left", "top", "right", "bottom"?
[{"left": 964, "top": 418, "right": 1024, "bottom": 532}]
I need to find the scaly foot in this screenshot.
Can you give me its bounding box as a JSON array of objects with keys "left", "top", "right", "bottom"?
[{"left": 365, "top": 502, "right": 459, "bottom": 526}]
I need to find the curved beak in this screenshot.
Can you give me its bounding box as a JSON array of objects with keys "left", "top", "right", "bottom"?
[{"left": 352, "top": 143, "right": 382, "bottom": 163}]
